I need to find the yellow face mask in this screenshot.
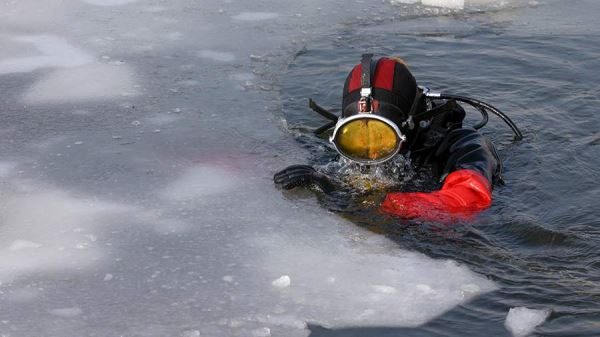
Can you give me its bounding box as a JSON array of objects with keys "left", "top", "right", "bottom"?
[{"left": 330, "top": 114, "right": 405, "bottom": 164}]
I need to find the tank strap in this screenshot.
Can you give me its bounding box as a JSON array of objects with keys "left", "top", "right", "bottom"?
[{"left": 360, "top": 53, "right": 373, "bottom": 89}]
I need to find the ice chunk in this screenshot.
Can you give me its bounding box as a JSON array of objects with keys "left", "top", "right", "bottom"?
[
  {"left": 390, "top": 0, "right": 465, "bottom": 8},
  {"left": 251, "top": 327, "right": 271, "bottom": 337},
  {"left": 8, "top": 240, "right": 42, "bottom": 251},
  {"left": 252, "top": 233, "right": 496, "bottom": 327},
  {"left": 180, "top": 330, "right": 200, "bottom": 337},
  {"left": 198, "top": 50, "right": 236, "bottom": 63},
  {"left": 48, "top": 307, "right": 83, "bottom": 317},
  {"left": 23, "top": 64, "right": 137, "bottom": 103},
  {"left": 505, "top": 307, "right": 551, "bottom": 337},
  {"left": 422, "top": 0, "right": 464, "bottom": 9},
  {"left": 103, "top": 273, "right": 114, "bottom": 281},
  {"left": 272, "top": 275, "right": 291, "bottom": 289},
  {"left": 255, "top": 314, "right": 305, "bottom": 329},
  {"left": 232, "top": 12, "right": 279, "bottom": 21}
]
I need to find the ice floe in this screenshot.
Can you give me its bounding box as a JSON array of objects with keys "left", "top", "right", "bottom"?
[
  {"left": 251, "top": 233, "right": 497, "bottom": 327},
  {"left": 505, "top": 307, "right": 551, "bottom": 337},
  {"left": 272, "top": 275, "right": 291, "bottom": 289}
]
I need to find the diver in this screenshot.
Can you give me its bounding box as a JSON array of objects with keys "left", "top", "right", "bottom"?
[{"left": 274, "top": 54, "right": 522, "bottom": 222}]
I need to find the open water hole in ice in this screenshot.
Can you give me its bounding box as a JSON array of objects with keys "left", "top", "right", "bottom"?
[{"left": 0, "top": 0, "right": 599, "bottom": 336}]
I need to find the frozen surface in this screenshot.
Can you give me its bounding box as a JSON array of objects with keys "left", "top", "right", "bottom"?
[
  {"left": 505, "top": 307, "right": 551, "bottom": 337},
  {"left": 0, "top": 0, "right": 549, "bottom": 336}
]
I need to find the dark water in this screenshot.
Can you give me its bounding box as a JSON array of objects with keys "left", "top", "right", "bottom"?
[{"left": 280, "top": 0, "right": 600, "bottom": 336}]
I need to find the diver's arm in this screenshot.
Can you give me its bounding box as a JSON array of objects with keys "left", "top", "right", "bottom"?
[
  {"left": 380, "top": 128, "right": 500, "bottom": 222},
  {"left": 380, "top": 169, "right": 492, "bottom": 222}
]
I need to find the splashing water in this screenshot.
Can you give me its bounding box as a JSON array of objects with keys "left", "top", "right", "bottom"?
[{"left": 319, "top": 156, "right": 416, "bottom": 193}]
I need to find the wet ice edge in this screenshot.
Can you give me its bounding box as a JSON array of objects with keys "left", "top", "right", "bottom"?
[{"left": 248, "top": 230, "right": 497, "bottom": 327}]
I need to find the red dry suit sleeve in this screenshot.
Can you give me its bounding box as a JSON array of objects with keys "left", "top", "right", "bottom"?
[{"left": 380, "top": 169, "right": 492, "bottom": 222}]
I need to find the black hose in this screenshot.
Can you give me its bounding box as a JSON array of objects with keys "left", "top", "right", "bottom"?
[
  {"left": 309, "top": 98, "right": 338, "bottom": 121},
  {"left": 472, "top": 105, "right": 489, "bottom": 130},
  {"left": 314, "top": 121, "right": 336, "bottom": 135},
  {"left": 438, "top": 94, "right": 523, "bottom": 140}
]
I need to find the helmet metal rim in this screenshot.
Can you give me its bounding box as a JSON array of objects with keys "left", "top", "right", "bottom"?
[{"left": 329, "top": 114, "right": 405, "bottom": 165}]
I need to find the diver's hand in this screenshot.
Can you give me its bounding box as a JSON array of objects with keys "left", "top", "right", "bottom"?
[{"left": 273, "top": 165, "right": 336, "bottom": 193}]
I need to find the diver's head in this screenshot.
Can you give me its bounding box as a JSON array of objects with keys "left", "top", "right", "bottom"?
[{"left": 330, "top": 54, "right": 421, "bottom": 165}]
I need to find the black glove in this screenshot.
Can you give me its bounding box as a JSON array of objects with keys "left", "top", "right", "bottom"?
[{"left": 273, "top": 165, "right": 337, "bottom": 193}]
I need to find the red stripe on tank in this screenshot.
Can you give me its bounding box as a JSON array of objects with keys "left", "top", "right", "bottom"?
[
  {"left": 347, "top": 64, "right": 362, "bottom": 93},
  {"left": 373, "top": 58, "right": 395, "bottom": 91}
]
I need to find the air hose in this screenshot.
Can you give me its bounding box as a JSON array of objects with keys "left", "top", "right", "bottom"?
[{"left": 425, "top": 92, "right": 523, "bottom": 140}]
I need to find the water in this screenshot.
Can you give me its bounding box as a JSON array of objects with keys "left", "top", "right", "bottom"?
[{"left": 0, "top": 0, "right": 599, "bottom": 336}]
